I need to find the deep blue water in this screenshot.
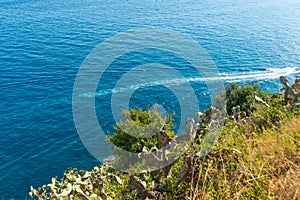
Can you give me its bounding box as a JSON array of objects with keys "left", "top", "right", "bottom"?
[{"left": 1, "top": 0, "right": 300, "bottom": 198}]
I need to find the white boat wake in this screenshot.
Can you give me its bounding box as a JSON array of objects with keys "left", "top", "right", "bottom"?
[{"left": 80, "top": 67, "right": 300, "bottom": 98}]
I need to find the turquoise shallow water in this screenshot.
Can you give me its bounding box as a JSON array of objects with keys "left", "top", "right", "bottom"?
[{"left": 1, "top": 0, "right": 300, "bottom": 198}]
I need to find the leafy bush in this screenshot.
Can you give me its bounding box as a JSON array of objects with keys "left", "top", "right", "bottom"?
[
  {"left": 225, "top": 83, "right": 269, "bottom": 115},
  {"left": 108, "top": 105, "right": 174, "bottom": 153}
]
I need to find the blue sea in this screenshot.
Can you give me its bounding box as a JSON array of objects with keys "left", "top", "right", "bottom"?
[{"left": 1, "top": 0, "right": 300, "bottom": 198}]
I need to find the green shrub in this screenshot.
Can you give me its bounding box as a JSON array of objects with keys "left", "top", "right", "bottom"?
[
  {"left": 225, "top": 83, "right": 269, "bottom": 115},
  {"left": 106, "top": 105, "right": 175, "bottom": 170},
  {"left": 108, "top": 105, "right": 174, "bottom": 153}
]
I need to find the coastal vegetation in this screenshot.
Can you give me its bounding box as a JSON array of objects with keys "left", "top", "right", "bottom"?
[{"left": 29, "top": 77, "right": 300, "bottom": 199}]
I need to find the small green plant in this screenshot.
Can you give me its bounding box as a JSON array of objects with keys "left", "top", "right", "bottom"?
[
  {"left": 225, "top": 83, "right": 269, "bottom": 115},
  {"left": 107, "top": 105, "right": 175, "bottom": 169},
  {"left": 108, "top": 105, "right": 174, "bottom": 153}
]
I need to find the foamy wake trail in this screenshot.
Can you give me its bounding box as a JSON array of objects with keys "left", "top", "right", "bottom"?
[
  {"left": 80, "top": 67, "right": 300, "bottom": 98},
  {"left": 218, "top": 67, "right": 300, "bottom": 83}
]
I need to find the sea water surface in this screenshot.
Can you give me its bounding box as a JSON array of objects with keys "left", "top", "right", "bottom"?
[{"left": 1, "top": 0, "right": 300, "bottom": 198}]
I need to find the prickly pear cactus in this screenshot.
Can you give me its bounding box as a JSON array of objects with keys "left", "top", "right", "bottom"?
[
  {"left": 29, "top": 166, "right": 124, "bottom": 200},
  {"left": 280, "top": 76, "right": 300, "bottom": 107}
]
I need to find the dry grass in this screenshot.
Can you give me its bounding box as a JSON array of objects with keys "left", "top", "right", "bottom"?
[
  {"left": 184, "top": 116, "right": 300, "bottom": 200},
  {"left": 267, "top": 116, "right": 300, "bottom": 199}
]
